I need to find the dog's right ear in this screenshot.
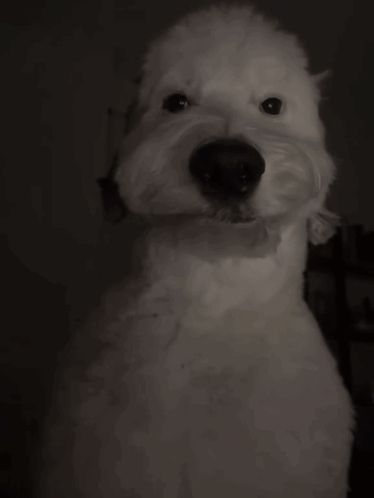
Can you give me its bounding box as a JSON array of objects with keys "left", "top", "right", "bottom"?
[
  {"left": 98, "top": 76, "right": 143, "bottom": 223},
  {"left": 97, "top": 154, "right": 128, "bottom": 224}
]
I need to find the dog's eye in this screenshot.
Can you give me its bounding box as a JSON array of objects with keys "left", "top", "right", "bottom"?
[
  {"left": 260, "top": 97, "right": 283, "bottom": 115},
  {"left": 163, "top": 93, "right": 190, "bottom": 113}
]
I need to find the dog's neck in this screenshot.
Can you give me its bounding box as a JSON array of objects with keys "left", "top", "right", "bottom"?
[{"left": 143, "top": 219, "right": 308, "bottom": 316}]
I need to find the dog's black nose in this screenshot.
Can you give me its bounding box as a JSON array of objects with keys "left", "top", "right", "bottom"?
[{"left": 189, "top": 139, "right": 265, "bottom": 200}]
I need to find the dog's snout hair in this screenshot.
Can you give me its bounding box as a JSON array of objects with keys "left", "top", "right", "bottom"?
[{"left": 189, "top": 139, "right": 265, "bottom": 201}]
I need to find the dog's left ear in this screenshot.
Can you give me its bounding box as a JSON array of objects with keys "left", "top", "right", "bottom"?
[
  {"left": 312, "top": 70, "right": 332, "bottom": 93},
  {"left": 308, "top": 207, "right": 340, "bottom": 245}
]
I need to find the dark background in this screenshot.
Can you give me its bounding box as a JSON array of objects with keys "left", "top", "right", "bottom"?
[{"left": 1, "top": 0, "right": 373, "bottom": 496}]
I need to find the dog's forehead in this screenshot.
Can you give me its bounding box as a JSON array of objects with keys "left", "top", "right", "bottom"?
[
  {"left": 145, "top": 44, "right": 305, "bottom": 107},
  {"left": 163, "top": 52, "right": 290, "bottom": 93},
  {"left": 142, "top": 8, "right": 310, "bottom": 104},
  {"left": 138, "top": 7, "right": 322, "bottom": 138}
]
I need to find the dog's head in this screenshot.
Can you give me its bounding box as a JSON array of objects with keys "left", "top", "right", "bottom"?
[{"left": 112, "top": 6, "right": 336, "bottom": 241}]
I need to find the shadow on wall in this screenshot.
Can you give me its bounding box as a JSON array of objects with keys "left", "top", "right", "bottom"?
[{"left": 0, "top": 237, "right": 68, "bottom": 496}]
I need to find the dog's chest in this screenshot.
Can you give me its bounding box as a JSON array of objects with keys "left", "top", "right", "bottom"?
[
  {"left": 83, "top": 287, "right": 304, "bottom": 424},
  {"left": 56, "top": 285, "right": 352, "bottom": 498},
  {"left": 116, "top": 291, "right": 268, "bottom": 376}
]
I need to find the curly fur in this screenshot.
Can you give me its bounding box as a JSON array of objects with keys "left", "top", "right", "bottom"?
[{"left": 39, "top": 5, "right": 353, "bottom": 498}]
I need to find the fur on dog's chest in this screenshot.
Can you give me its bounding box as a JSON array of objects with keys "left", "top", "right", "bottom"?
[
  {"left": 78, "top": 289, "right": 334, "bottom": 424},
  {"left": 62, "top": 292, "right": 352, "bottom": 498},
  {"left": 42, "top": 261, "right": 353, "bottom": 498}
]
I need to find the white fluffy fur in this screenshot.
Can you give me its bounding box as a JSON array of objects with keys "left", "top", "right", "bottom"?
[{"left": 40, "top": 5, "right": 353, "bottom": 497}]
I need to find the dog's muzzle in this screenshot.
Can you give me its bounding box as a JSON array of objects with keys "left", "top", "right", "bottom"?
[{"left": 189, "top": 139, "right": 265, "bottom": 202}]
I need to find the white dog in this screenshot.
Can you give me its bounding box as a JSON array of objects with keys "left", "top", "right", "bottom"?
[{"left": 40, "top": 5, "right": 354, "bottom": 498}]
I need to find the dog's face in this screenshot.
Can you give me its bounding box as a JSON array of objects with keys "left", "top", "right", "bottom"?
[{"left": 115, "top": 6, "right": 335, "bottom": 232}]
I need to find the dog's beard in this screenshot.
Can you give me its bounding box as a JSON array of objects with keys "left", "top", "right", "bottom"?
[
  {"left": 146, "top": 211, "right": 279, "bottom": 261},
  {"left": 140, "top": 199, "right": 257, "bottom": 227},
  {"left": 202, "top": 202, "right": 256, "bottom": 224}
]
